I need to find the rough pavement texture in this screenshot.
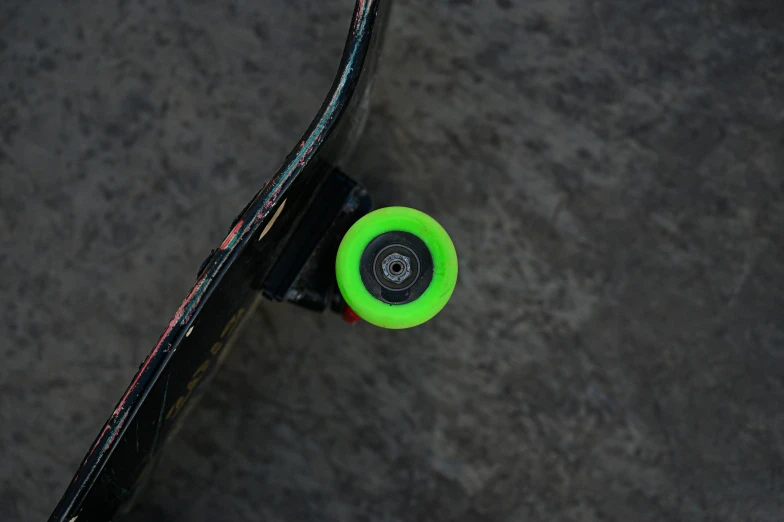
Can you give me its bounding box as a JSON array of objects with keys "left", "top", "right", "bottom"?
[{"left": 2, "top": 0, "right": 783, "bottom": 521}]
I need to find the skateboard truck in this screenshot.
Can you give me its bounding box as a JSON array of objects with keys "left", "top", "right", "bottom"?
[
  {"left": 243, "top": 162, "right": 458, "bottom": 330},
  {"left": 249, "top": 161, "right": 372, "bottom": 320},
  {"left": 241, "top": 159, "right": 459, "bottom": 330}
]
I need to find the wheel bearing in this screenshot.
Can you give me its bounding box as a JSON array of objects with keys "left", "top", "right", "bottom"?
[{"left": 360, "top": 231, "right": 433, "bottom": 305}]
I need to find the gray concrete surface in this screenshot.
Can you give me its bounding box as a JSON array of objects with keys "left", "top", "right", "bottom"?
[{"left": 2, "top": 0, "right": 783, "bottom": 520}]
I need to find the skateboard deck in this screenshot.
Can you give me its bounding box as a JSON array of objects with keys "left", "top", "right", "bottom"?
[{"left": 49, "top": 0, "right": 457, "bottom": 519}]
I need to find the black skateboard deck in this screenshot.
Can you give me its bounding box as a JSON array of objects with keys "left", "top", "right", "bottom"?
[{"left": 49, "top": 1, "right": 391, "bottom": 520}]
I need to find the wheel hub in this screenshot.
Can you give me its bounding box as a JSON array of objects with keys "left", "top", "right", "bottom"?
[
  {"left": 375, "top": 246, "right": 416, "bottom": 289},
  {"left": 359, "top": 231, "right": 433, "bottom": 304}
]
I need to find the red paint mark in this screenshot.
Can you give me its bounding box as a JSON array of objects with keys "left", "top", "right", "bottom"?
[
  {"left": 220, "top": 219, "right": 243, "bottom": 250},
  {"left": 355, "top": 0, "right": 367, "bottom": 27},
  {"left": 257, "top": 187, "right": 285, "bottom": 221},
  {"left": 342, "top": 305, "right": 362, "bottom": 324},
  {"left": 85, "top": 425, "right": 111, "bottom": 460},
  {"left": 108, "top": 280, "right": 204, "bottom": 421},
  {"left": 105, "top": 423, "right": 122, "bottom": 448}
]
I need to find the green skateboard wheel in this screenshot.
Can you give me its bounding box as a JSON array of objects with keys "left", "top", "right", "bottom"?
[{"left": 335, "top": 207, "right": 458, "bottom": 329}]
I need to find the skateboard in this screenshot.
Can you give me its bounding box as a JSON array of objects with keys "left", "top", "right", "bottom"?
[{"left": 48, "top": 1, "right": 457, "bottom": 520}]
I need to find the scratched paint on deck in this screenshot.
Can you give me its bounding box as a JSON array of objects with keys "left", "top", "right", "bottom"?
[{"left": 50, "top": 1, "right": 385, "bottom": 520}]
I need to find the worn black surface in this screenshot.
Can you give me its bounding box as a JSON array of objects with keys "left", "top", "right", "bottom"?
[{"left": 2, "top": 0, "right": 783, "bottom": 521}]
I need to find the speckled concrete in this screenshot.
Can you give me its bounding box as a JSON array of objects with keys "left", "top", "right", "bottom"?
[{"left": 1, "top": 0, "right": 783, "bottom": 521}]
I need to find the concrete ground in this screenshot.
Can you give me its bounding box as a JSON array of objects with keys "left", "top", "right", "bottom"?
[{"left": 1, "top": 0, "right": 783, "bottom": 521}]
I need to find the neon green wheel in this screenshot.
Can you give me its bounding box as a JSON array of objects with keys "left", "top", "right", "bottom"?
[{"left": 335, "top": 207, "right": 458, "bottom": 329}]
